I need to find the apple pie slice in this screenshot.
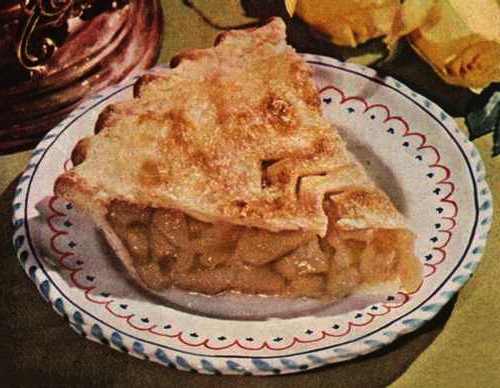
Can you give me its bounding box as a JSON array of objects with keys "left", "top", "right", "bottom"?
[{"left": 54, "top": 18, "right": 422, "bottom": 300}]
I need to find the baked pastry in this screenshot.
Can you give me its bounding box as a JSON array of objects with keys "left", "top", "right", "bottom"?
[{"left": 54, "top": 18, "right": 422, "bottom": 300}]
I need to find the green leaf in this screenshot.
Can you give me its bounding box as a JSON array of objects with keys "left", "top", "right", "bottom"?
[
  {"left": 494, "top": 115, "right": 500, "bottom": 156},
  {"left": 466, "top": 84, "right": 500, "bottom": 157}
]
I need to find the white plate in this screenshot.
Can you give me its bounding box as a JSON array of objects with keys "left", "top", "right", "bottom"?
[{"left": 12, "top": 55, "right": 493, "bottom": 375}]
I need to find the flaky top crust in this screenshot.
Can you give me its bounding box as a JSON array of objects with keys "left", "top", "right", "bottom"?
[{"left": 55, "top": 18, "right": 406, "bottom": 236}]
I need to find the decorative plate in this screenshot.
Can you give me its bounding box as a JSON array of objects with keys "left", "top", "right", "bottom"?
[{"left": 12, "top": 55, "right": 493, "bottom": 375}]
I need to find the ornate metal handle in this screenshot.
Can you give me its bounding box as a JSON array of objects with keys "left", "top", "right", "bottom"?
[{"left": 16, "top": 0, "right": 96, "bottom": 72}]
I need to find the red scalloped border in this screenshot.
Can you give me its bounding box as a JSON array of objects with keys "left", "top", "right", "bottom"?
[
  {"left": 46, "top": 84, "right": 457, "bottom": 351},
  {"left": 319, "top": 86, "right": 457, "bottom": 277}
]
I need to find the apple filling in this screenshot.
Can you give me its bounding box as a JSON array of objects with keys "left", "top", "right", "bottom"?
[{"left": 107, "top": 200, "right": 421, "bottom": 299}]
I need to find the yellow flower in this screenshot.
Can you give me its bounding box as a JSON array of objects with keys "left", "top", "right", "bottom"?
[
  {"left": 408, "top": 0, "right": 500, "bottom": 88},
  {"left": 289, "top": 0, "right": 400, "bottom": 47},
  {"left": 286, "top": 0, "right": 500, "bottom": 88}
]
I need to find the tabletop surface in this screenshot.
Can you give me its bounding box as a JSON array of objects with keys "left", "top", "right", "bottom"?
[{"left": 1, "top": 1, "right": 499, "bottom": 387}]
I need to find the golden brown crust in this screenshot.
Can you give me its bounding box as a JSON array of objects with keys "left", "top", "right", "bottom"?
[
  {"left": 132, "top": 74, "right": 160, "bottom": 98},
  {"left": 54, "top": 172, "right": 104, "bottom": 218},
  {"left": 94, "top": 105, "right": 119, "bottom": 134},
  {"left": 330, "top": 189, "right": 406, "bottom": 231},
  {"left": 70, "top": 138, "right": 90, "bottom": 166},
  {"left": 54, "top": 17, "right": 408, "bottom": 237}
]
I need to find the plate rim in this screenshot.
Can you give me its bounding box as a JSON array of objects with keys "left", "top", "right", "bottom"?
[{"left": 11, "top": 54, "right": 493, "bottom": 375}]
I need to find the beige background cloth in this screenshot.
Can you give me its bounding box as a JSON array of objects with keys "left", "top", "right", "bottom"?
[{"left": 0, "top": 1, "right": 498, "bottom": 386}]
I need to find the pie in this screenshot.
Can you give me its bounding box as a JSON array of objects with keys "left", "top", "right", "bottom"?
[{"left": 54, "top": 17, "right": 422, "bottom": 300}]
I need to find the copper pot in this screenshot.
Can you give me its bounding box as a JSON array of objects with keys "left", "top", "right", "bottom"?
[{"left": 0, "top": 0, "right": 163, "bottom": 153}]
